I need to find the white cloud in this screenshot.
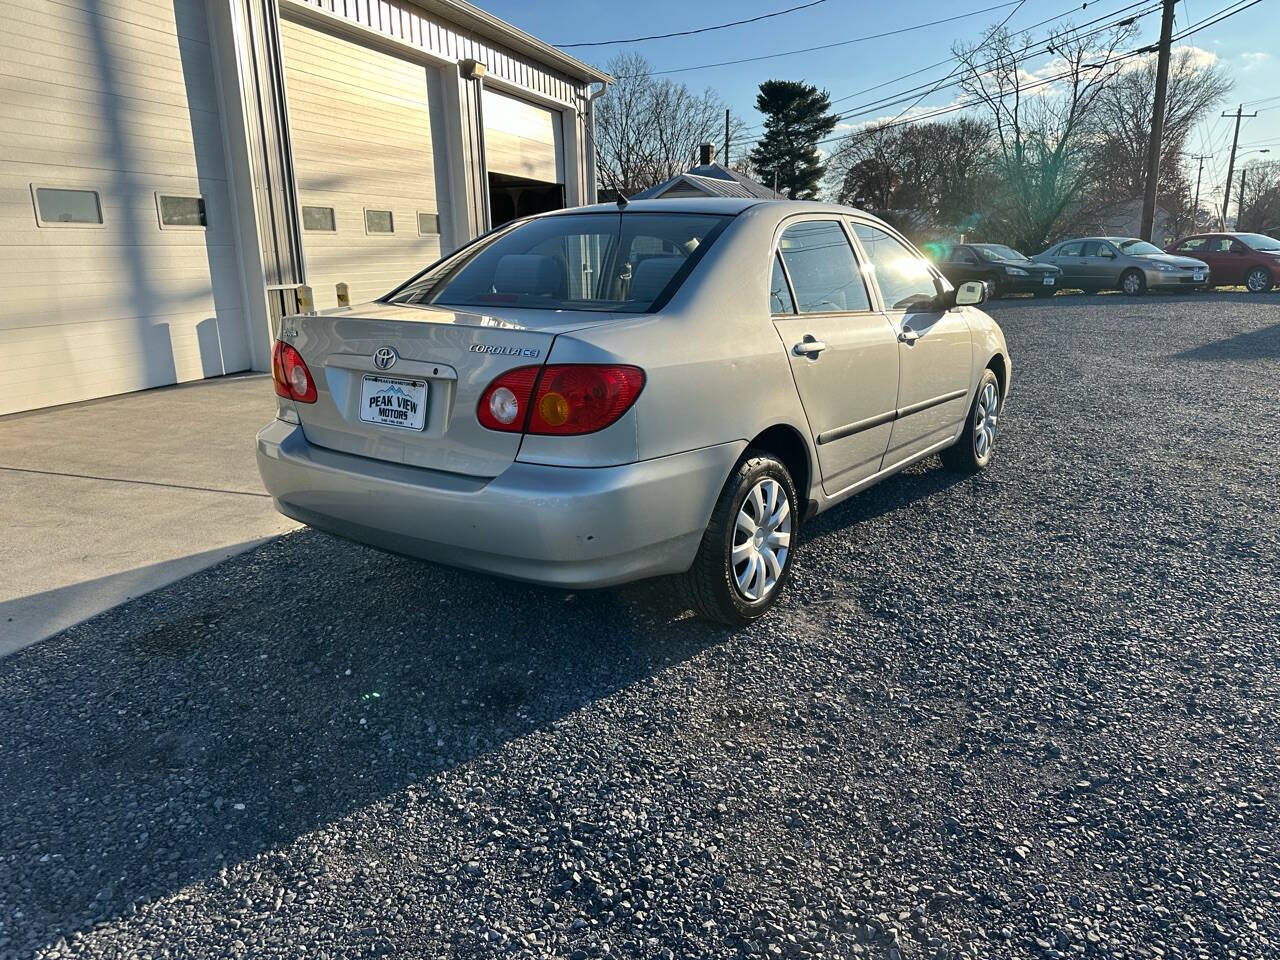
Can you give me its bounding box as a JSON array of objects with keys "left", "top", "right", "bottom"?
[{"left": 1240, "top": 51, "right": 1271, "bottom": 71}]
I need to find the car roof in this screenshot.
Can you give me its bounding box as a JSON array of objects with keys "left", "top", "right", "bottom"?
[{"left": 558, "top": 197, "right": 876, "bottom": 219}]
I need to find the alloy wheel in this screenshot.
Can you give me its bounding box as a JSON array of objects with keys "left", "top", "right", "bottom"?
[
  {"left": 731, "top": 478, "right": 792, "bottom": 602},
  {"left": 1122, "top": 272, "right": 1143, "bottom": 295},
  {"left": 1246, "top": 268, "right": 1270, "bottom": 293},
  {"left": 973, "top": 380, "right": 1000, "bottom": 460}
]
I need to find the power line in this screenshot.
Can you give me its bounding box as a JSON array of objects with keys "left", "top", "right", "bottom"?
[
  {"left": 612, "top": 0, "right": 1024, "bottom": 78},
  {"left": 730, "top": 0, "right": 1159, "bottom": 139},
  {"left": 802, "top": 0, "right": 1265, "bottom": 147},
  {"left": 882, "top": 0, "right": 1029, "bottom": 129},
  {"left": 555, "top": 0, "right": 826, "bottom": 48}
]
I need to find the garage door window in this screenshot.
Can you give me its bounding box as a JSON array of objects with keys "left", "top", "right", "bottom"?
[
  {"left": 365, "top": 209, "right": 394, "bottom": 235},
  {"left": 156, "top": 194, "right": 206, "bottom": 229},
  {"left": 32, "top": 186, "right": 103, "bottom": 227},
  {"left": 303, "top": 206, "right": 336, "bottom": 232}
]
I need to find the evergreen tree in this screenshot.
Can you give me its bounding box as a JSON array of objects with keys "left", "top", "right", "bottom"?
[{"left": 749, "top": 80, "right": 837, "bottom": 199}]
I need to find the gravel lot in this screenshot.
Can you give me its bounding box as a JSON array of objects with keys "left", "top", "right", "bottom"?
[{"left": 2, "top": 291, "right": 1278, "bottom": 960}]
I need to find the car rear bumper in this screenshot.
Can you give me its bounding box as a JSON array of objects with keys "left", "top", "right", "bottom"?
[{"left": 256, "top": 420, "right": 745, "bottom": 588}]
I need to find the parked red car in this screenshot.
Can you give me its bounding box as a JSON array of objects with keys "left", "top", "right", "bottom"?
[{"left": 1165, "top": 232, "right": 1280, "bottom": 292}]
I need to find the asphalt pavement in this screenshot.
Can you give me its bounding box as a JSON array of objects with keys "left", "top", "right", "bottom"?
[{"left": 1, "top": 291, "right": 1277, "bottom": 960}]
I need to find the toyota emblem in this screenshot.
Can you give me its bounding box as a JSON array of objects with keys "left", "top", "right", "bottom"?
[{"left": 373, "top": 346, "right": 398, "bottom": 370}]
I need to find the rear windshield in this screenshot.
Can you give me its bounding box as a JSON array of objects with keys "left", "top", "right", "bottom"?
[{"left": 387, "top": 212, "right": 731, "bottom": 313}]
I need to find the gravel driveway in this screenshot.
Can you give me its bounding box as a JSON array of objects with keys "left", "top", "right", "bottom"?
[{"left": 2, "top": 292, "right": 1277, "bottom": 960}]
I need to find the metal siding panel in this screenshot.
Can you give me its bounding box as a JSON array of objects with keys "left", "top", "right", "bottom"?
[{"left": 0, "top": 0, "right": 251, "bottom": 415}]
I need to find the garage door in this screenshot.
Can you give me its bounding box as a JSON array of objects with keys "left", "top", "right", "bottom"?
[
  {"left": 0, "top": 0, "right": 251, "bottom": 416},
  {"left": 482, "top": 88, "right": 565, "bottom": 227},
  {"left": 281, "top": 18, "right": 443, "bottom": 311}
]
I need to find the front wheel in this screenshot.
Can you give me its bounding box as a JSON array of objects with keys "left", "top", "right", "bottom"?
[
  {"left": 681, "top": 452, "right": 799, "bottom": 626},
  {"left": 941, "top": 369, "right": 1001, "bottom": 474},
  {"left": 1120, "top": 269, "right": 1146, "bottom": 295},
  {"left": 1245, "top": 267, "right": 1274, "bottom": 293}
]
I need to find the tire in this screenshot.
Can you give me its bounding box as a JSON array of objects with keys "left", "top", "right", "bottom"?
[
  {"left": 1033, "top": 289, "right": 1055, "bottom": 299},
  {"left": 1120, "top": 269, "right": 1146, "bottom": 295},
  {"left": 1245, "top": 267, "right": 1274, "bottom": 293},
  {"left": 681, "top": 451, "right": 799, "bottom": 626},
  {"left": 989, "top": 276, "right": 1006, "bottom": 299},
  {"left": 941, "top": 369, "right": 1001, "bottom": 474}
]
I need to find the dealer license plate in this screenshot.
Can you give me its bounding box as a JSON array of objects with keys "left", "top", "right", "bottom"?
[
  {"left": 1042, "top": 276, "right": 1055, "bottom": 285},
  {"left": 359, "top": 375, "right": 427, "bottom": 431}
]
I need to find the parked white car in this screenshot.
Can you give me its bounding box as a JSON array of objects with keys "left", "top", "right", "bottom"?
[{"left": 258, "top": 199, "right": 1010, "bottom": 624}]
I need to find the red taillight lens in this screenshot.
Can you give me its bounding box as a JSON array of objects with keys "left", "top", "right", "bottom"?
[
  {"left": 476, "top": 364, "right": 645, "bottom": 436},
  {"left": 476, "top": 365, "right": 541, "bottom": 432},
  {"left": 271, "top": 340, "right": 317, "bottom": 404},
  {"left": 529, "top": 365, "right": 645, "bottom": 435}
]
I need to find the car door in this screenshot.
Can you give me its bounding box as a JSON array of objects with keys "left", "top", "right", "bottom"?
[
  {"left": 1080, "top": 240, "right": 1121, "bottom": 286},
  {"left": 950, "top": 245, "right": 985, "bottom": 284},
  {"left": 850, "top": 221, "right": 973, "bottom": 466},
  {"left": 1172, "top": 236, "right": 1213, "bottom": 280},
  {"left": 1222, "top": 238, "right": 1250, "bottom": 283},
  {"left": 770, "top": 219, "right": 900, "bottom": 495},
  {"left": 1051, "top": 241, "right": 1087, "bottom": 285}
]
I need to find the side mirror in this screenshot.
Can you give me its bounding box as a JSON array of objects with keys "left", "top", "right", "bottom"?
[{"left": 954, "top": 279, "right": 988, "bottom": 307}]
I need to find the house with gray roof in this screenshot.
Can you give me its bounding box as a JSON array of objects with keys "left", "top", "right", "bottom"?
[{"left": 631, "top": 145, "right": 785, "bottom": 201}]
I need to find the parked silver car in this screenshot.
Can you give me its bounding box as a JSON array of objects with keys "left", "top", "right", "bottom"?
[
  {"left": 1033, "top": 236, "right": 1209, "bottom": 294},
  {"left": 257, "top": 199, "right": 1011, "bottom": 624}
]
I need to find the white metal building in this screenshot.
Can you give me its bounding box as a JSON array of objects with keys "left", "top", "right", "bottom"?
[{"left": 0, "top": 0, "right": 609, "bottom": 415}]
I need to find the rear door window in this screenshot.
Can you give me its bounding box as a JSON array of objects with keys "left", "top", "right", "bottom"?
[
  {"left": 1057, "top": 242, "right": 1084, "bottom": 257},
  {"left": 770, "top": 253, "right": 796, "bottom": 314},
  {"left": 776, "top": 220, "right": 871, "bottom": 314}
]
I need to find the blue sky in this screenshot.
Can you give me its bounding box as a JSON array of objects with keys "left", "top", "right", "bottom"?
[{"left": 486, "top": 0, "right": 1280, "bottom": 208}]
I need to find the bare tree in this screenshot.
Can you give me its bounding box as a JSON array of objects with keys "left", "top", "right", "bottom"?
[
  {"left": 826, "top": 118, "right": 992, "bottom": 239},
  {"left": 1092, "top": 47, "right": 1233, "bottom": 204},
  {"left": 593, "top": 53, "right": 747, "bottom": 196},
  {"left": 954, "top": 21, "right": 1135, "bottom": 251},
  {"left": 1238, "top": 161, "right": 1280, "bottom": 233}
]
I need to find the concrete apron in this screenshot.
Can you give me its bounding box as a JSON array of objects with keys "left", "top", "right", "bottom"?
[{"left": 0, "top": 374, "right": 299, "bottom": 655}]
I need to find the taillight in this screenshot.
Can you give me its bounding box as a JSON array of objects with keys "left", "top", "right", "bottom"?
[
  {"left": 476, "top": 366, "right": 540, "bottom": 432},
  {"left": 271, "top": 340, "right": 317, "bottom": 404},
  {"left": 476, "top": 364, "right": 645, "bottom": 436}
]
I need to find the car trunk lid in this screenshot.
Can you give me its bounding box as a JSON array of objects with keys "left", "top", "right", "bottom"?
[{"left": 284, "top": 301, "right": 608, "bottom": 477}]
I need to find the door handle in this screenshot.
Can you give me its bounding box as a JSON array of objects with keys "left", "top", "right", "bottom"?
[
  {"left": 898, "top": 327, "right": 921, "bottom": 344},
  {"left": 793, "top": 335, "right": 827, "bottom": 357}
]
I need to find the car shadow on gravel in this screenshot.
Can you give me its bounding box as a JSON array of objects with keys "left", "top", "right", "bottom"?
[
  {"left": 1173, "top": 320, "right": 1280, "bottom": 361},
  {"left": 0, "top": 533, "right": 721, "bottom": 953}
]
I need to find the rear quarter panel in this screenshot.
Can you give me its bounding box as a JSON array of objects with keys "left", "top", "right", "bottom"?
[{"left": 515, "top": 208, "right": 813, "bottom": 476}]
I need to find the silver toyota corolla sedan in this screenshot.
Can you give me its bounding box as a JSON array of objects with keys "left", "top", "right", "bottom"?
[
  {"left": 1033, "top": 236, "right": 1209, "bottom": 294},
  {"left": 257, "top": 199, "right": 1010, "bottom": 625}
]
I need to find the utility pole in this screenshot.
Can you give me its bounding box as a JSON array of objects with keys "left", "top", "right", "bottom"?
[
  {"left": 1139, "top": 0, "right": 1177, "bottom": 240},
  {"left": 1220, "top": 105, "right": 1257, "bottom": 229},
  {"left": 724, "top": 109, "right": 730, "bottom": 167}
]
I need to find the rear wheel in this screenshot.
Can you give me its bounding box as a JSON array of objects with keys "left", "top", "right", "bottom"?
[
  {"left": 681, "top": 452, "right": 799, "bottom": 626},
  {"left": 941, "top": 369, "right": 1001, "bottom": 474},
  {"left": 1120, "top": 269, "right": 1146, "bottom": 295},
  {"left": 1245, "top": 267, "right": 1274, "bottom": 293}
]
